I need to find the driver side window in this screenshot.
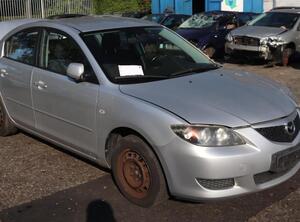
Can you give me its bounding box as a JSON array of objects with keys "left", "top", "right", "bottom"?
[{"left": 41, "top": 30, "right": 98, "bottom": 84}]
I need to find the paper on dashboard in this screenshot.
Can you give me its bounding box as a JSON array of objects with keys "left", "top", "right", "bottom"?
[{"left": 118, "top": 65, "right": 144, "bottom": 77}]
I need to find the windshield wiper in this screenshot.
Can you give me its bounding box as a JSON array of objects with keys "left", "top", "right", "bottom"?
[{"left": 170, "top": 64, "right": 220, "bottom": 77}]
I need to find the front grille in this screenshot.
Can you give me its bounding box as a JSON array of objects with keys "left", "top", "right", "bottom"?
[
  {"left": 234, "top": 36, "right": 260, "bottom": 46},
  {"left": 254, "top": 144, "right": 300, "bottom": 184},
  {"left": 196, "top": 178, "right": 234, "bottom": 190},
  {"left": 256, "top": 114, "right": 300, "bottom": 143},
  {"left": 254, "top": 170, "right": 288, "bottom": 185}
]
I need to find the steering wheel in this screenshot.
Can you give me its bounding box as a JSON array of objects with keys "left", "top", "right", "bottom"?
[{"left": 151, "top": 54, "right": 167, "bottom": 63}]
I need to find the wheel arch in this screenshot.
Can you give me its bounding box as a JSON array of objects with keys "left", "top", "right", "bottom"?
[
  {"left": 104, "top": 126, "right": 172, "bottom": 194},
  {"left": 105, "top": 127, "right": 158, "bottom": 167}
]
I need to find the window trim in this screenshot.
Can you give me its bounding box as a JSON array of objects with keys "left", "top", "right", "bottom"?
[{"left": 3, "top": 27, "right": 42, "bottom": 67}]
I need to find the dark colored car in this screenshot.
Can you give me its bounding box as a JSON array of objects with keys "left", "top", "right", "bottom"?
[
  {"left": 176, "top": 11, "right": 259, "bottom": 58},
  {"left": 142, "top": 13, "right": 190, "bottom": 30},
  {"left": 122, "top": 11, "right": 150, "bottom": 19}
]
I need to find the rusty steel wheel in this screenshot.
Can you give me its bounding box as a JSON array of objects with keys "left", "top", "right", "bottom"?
[
  {"left": 116, "top": 149, "right": 151, "bottom": 199},
  {"left": 0, "top": 99, "right": 18, "bottom": 137},
  {"left": 111, "top": 135, "right": 168, "bottom": 207},
  {"left": 281, "top": 47, "right": 294, "bottom": 67}
]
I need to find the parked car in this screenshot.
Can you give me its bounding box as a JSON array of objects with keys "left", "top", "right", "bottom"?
[
  {"left": 176, "top": 11, "right": 259, "bottom": 58},
  {"left": 0, "top": 16, "right": 299, "bottom": 208},
  {"left": 142, "top": 13, "right": 190, "bottom": 30},
  {"left": 122, "top": 11, "right": 150, "bottom": 19},
  {"left": 225, "top": 7, "right": 300, "bottom": 65}
]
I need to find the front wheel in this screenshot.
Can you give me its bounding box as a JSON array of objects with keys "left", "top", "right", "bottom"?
[
  {"left": 281, "top": 47, "right": 294, "bottom": 66},
  {"left": 111, "top": 135, "right": 168, "bottom": 207}
]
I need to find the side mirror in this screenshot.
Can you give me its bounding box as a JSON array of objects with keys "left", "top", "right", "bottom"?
[{"left": 67, "top": 63, "right": 84, "bottom": 81}]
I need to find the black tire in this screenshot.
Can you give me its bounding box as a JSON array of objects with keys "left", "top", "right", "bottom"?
[
  {"left": 0, "top": 99, "right": 18, "bottom": 136},
  {"left": 111, "top": 135, "right": 168, "bottom": 207}
]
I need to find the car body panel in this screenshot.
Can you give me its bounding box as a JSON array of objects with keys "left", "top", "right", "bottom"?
[
  {"left": 120, "top": 69, "right": 295, "bottom": 126},
  {"left": 229, "top": 25, "right": 288, "bottom": 38},
  {"left": 0, "top": 58, "right": 35, "bottom": 128},
  {"left": 31, "top": 67, "right": 99, "bottom": 157}
]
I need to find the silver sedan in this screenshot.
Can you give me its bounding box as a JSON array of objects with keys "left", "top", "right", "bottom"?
[{"left": 0, "top": 15, "right": 299, "bottom": 207}]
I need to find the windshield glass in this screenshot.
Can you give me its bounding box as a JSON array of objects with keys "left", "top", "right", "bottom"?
[
  {"left": 179, "top": 13, "right": 217, "bottom": 29},
  {"left": 142, "top": 14, "right": 165, "bottom": 23},
  {"left": 249, "top": 12, "right": 299, "bottom": 29},
  {"left": 82, "top": 27, "right": 216, "bottom": 84}
]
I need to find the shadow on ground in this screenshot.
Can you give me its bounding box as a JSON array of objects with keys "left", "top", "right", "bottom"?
[{"left": 0, "top": 171, "right": 299, "bottom": 222}]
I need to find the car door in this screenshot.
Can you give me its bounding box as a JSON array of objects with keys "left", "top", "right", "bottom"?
[
  {"left": 32, "top": 28, "right": 99, "bottom": 157},
  {"left": 0, "top": 28, "right": 40, "bottom": 128}
]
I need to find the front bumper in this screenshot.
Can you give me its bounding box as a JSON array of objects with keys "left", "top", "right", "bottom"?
[
  {"left": 158, "top": 110, "right": 300, "bottom": 201},
  {"left": 225, "top": 42, "right": 271, "bottom": 60}
]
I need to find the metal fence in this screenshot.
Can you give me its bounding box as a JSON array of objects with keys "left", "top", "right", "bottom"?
[{"left": 0, "top": 0, "right": 94, "bottom": 21}]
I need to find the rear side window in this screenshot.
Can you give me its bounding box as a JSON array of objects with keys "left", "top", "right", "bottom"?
[{"left": 5, "top": 30, "right": 39, "bottom": 65}]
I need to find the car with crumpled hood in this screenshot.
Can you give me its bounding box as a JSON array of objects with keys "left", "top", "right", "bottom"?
[{"left": 225, "top": 7, "right": 300, "bottom": 65}]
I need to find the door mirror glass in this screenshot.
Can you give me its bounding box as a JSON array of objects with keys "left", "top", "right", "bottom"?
[{"left": 67, "top": 63, "right": 84, "bottom": 81}]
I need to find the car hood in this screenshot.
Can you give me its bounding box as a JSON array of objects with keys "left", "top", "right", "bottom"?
[
  {"left": 119, "top": 69, "right": 295, "bottom": 127},
  {"left": 230, "top": 25, "right": 287, "bottom": 39},
  {"left": 176, "top": 27, "right": 211, "bottom": 40}
]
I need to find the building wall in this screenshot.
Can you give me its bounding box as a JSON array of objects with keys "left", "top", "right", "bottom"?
[{"left": 264, "top": 0, "right": 300, "bottom": 11}]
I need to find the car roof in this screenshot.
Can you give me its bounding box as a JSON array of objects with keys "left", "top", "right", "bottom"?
[
  {"left": 0, "top": 19, "right": 41, "bottom": 40},
  {"left": 34, "top": 15, "right": 159, "bottom": 33}
]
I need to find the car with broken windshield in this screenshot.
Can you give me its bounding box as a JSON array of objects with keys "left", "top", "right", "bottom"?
[
  {"left": 176, "top": 11, "right": 258, "bottom": 58},
  {"left": 0, "top": 15, "right": 299, "bottom": 207},
  {"left": 225, "top": 7, "right": 300, "bottom": 65}
]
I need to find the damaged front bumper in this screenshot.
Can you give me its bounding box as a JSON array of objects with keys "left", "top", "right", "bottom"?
[{"left": 225, "top": 36, "right": 286, "bottom": 61}]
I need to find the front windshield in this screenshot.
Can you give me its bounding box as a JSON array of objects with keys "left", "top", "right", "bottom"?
[
  {"left": 249, "top": 12, "right": 299, "bottom": 29},
  {"left": 82, "top": 27, "right": 216, "bottom": 84},
  {"left": 179, "top": 13, "right": 217, "bottom": 29}
]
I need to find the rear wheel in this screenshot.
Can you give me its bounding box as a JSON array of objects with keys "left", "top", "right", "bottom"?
[
  {"left": 0, "top": 99, "right": 18, "bottom": 136},
  {"left": 111, "top": 135, "right": 168, "bottom": 207}
]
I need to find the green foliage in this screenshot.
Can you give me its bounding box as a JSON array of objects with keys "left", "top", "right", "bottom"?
[{"left": 93, "top": 0, "right": 150, "bottom": 14}]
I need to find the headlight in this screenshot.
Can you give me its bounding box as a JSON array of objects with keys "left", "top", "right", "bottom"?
[
  {"left": 171, "top": 125, "right": 246, "bottom": 147},
  {"left": 226, "top": 33, "right": 233, "bottom": 42},
  {"left": 260, "top": 37, "right": 268, "bottom": 45}
]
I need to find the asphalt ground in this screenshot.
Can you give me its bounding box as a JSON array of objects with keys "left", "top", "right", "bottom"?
[{"left": 0, "top": 62, "right": 300, "bottom": 222}]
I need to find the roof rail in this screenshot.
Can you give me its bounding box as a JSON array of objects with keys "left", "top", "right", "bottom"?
[
  {"left": 272, "top": 6, "right": 300, "bottom": 10},
  {"left": 47, "top": 14, "right": 87, "bottom": 19}
]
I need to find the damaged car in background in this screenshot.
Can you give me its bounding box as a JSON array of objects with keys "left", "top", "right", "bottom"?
[
  {"left": 225, "top": 7, "right": 300, "bottom": 66},
  {"left": 176, "top": 11, "right": 258, "bottom": 58}
]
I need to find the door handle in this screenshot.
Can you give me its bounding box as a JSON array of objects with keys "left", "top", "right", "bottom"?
[
  {"left": 34, "top": 80, "right": 48, "bottom": 90},
  {"left": 0, "top": 69, "right": 8, "bottom": 78}
]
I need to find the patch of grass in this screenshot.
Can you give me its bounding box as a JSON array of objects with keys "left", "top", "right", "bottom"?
[{"left": 93, "top": 0, "right": 150, "bottom": 14}]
